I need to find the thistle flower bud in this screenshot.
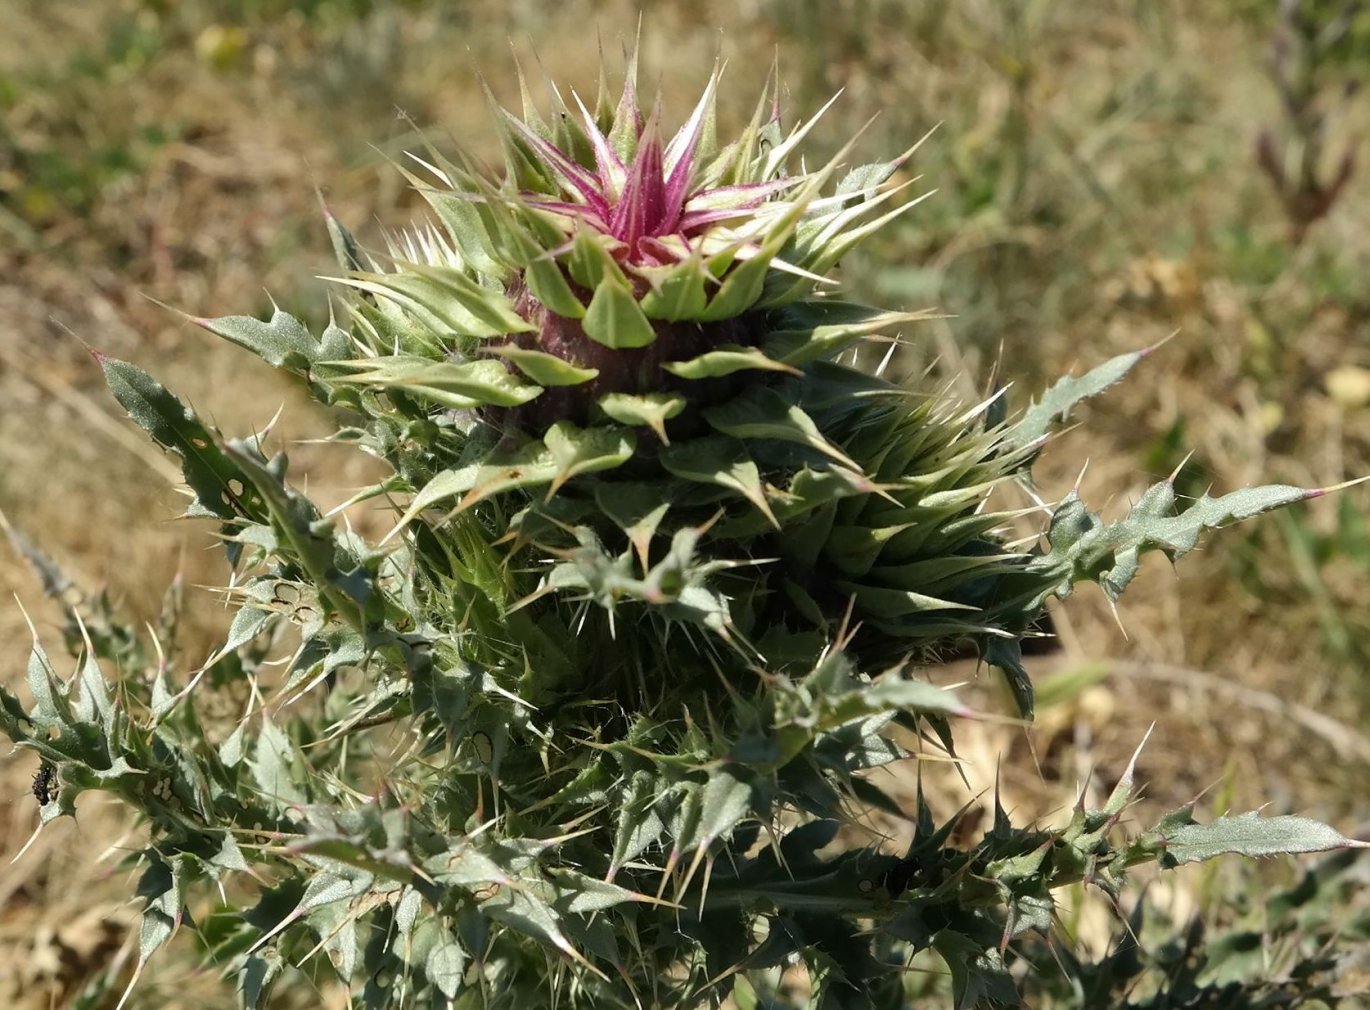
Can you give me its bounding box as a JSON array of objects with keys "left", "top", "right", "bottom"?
[{"left": 328, "top": 54, "right": 924, "bottom": 443}]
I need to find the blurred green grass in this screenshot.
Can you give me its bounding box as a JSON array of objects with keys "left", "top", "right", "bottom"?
[{"left": 1, "top": 1, "right": 1368, "bottom": 1006}]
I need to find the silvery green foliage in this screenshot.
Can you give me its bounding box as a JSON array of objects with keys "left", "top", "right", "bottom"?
[{"left": 2, "top": 58, "right": 1362, "bottom": 1010}]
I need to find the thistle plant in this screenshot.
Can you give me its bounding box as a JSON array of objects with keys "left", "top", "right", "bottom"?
[{"left": 3, "top": 53, "right": 1364, "bottom": 1010}]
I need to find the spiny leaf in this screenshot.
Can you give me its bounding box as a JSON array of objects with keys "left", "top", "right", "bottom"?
[
  {"left": 419, "top": 188, "right": 510, "bottom": 281},
  {"left": 100, "top": 356, "right": 266, "bottom": 522},
  {"left": 1155, "top": 812, "right": 1365, "bottom": 868},
  {"left": 1011, "top": 346, "right": 1152, "bottom": 448},
  {"left": 1037, "top": 481, "right": 1315, "bottom": 604},
  {"left": 336, "top": 265, "right": 533, "bottom": 339},
  {"left": 663, "top": 344, "right": 800, "bottom": 380},
  {"left": 323, "top": 205, "right": 364, "bottom": 273},
  {"left": 594, "top": 482, "right": 673, "bottom": 569},
  {"left": 637, "top": 256, "right": 710, "bottom": 320},
  {"left": 582, "top": 275, "right": 657, "bottom": 348},
  {"left": 703, "top": 385, "right": 859, "bottom": 470},
  {"left": 486, "top": 345, "right": 599, "bottom": 385},
  {"left": 523, "top": 251, "right": 589, "bottom": 318},
  {"left": 691, "top": 770, "right": 754, "bottom": 850},
  {"left": 765, "top": 303, "right": 930, "bottom": 367},
  {"left": 835, "top": 581, "right": 979, "bottom": 619},
  {"left": 25, "top": 637, "right": 71, "bottom": 731},
  {"left": 661, "top": 438, "right": 778, "bottom": 527},
  {"left": 563, "top": 228, "right": 626, "bottom": 292},
  {"left": 193, "top": 307, "right": 322, "bottom": 373},
  {"left": 598, "top": 392, "right": 686, "bottom": 443},
  {"left": 319, "top": 356, "right": 542, "bottom": 410},
  {"left": 834, "top": 156, "right": 909, "bottom": 198},
  {"left": 123, "top": 855, "right": 184, "bottom": 1006},
  {"left": 543, "top": 421, "right": 636, "bottom": 494},
  {"left": 221, "top": 444, "right": 375, "bottom": 631},
  {"left": 609, "top": 770, "right": 666, "bottom": 879},
  {"left": 832, "top": 674, "right": 971, "bottom": 725},
  {"left": 985, "top": 637, "right": 1035, "bottom": 720}
]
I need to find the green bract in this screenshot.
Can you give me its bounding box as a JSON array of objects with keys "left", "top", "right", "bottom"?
[{"left": 1, "top": 53, "right": 1361, "bottom": 1010}]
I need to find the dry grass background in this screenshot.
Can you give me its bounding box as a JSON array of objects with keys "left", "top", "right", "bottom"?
[{"left": 1, "top": 1, "right": 1368, "bottom": 1006}]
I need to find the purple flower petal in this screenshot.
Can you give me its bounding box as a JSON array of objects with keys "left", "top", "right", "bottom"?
[
  {"left": 610, "top": 111, "right": 668, "bottom": 253},
  {"left": 503, "top": 112, "right": 611, "bottom": 219},
  {"left": 661, "top": 72, "right": 718, "bottom": 226},
  {"left": 572, "top": 90, "right": 627, "bottom": 200},
  {"left": 521, "top": 198, "right": 610, "bottom": 232}
]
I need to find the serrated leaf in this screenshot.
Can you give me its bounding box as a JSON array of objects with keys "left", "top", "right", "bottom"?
[
  {"left": 1037, "top": 481, "right": 1314, "bottom": 604},
  {"left": 101, "top": 357, "right": 264, "bottom": 522},
  {"left": 1012, "top": 347, "right": 1150, "bottom": 448},
  {"left": 195, "top": 308, "right": 320, "bottom": 371}
]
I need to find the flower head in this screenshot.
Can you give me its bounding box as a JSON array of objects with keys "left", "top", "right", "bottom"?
[
  {"left": 508, "top": 73, "right": 800, "bottom": 269},
  {"left": 328, "top": 52, "right": 927, "bottom": 434}
]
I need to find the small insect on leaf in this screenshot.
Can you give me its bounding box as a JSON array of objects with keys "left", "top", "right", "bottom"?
[{"left": 32, "top": 761, "right": 55, "bottom": 806}]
